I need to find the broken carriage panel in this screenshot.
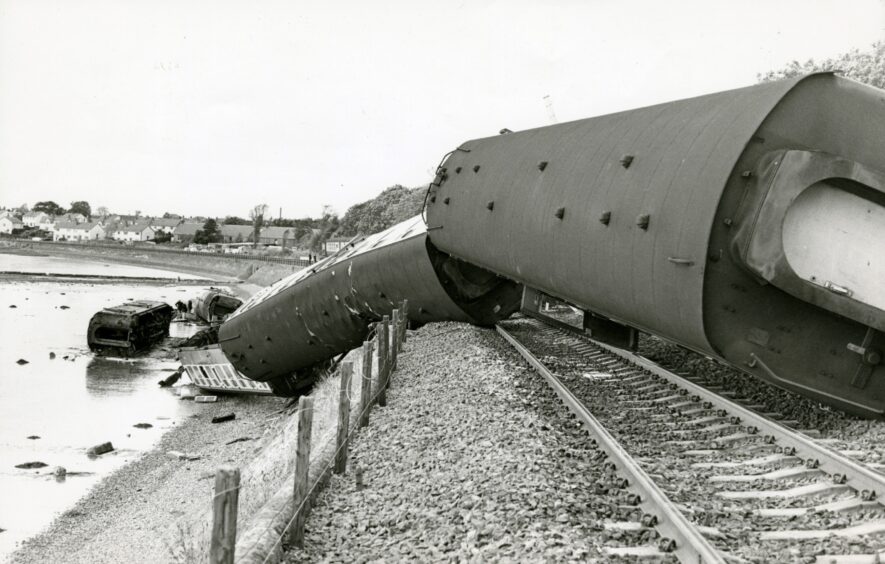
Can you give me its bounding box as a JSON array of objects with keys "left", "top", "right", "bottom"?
[
  {"left": 178, "top": 346, "right": 272, "bottom": 395},
  {"left": 192, "top": 289, "right": 243, "bottom": 324},
  {"left": 87, "top": 301, "right": 174, "bottom": 355}
]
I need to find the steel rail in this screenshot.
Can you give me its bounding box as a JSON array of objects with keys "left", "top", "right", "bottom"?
[
  {"left": 496, "top": 324, "right": 727, "bottom": 564},
  {"left": 588, "top": 337, "right": 885, "bottom": 505}
]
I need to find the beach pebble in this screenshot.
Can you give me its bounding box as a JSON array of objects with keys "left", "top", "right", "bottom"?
[
  {"left": 133, "top": 423, "right": 153, "bottom": 429},
  {"left": 16, "top": 461, "right": 48, "bottom": 469},
  {"left": 86, "top": 442, "right": 114, "bottom": 456},
  {"left": 16, "top": 358, "right": 29, "bottom": 365}
]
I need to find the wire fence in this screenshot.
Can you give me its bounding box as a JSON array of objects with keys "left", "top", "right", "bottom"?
[{"left": 166, "top": 305, "right": 407, "bottom": 564}]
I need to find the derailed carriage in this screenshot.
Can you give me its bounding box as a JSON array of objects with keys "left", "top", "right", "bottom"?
[
  {"left": 221, "top": 73, "right": 885, "bottom": 417},
  {"left": 218, "top": 216, "right": 522, "bottom": 394}
]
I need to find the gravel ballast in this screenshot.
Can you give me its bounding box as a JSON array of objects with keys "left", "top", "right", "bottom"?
[{"left": 284, "top": 322, "right": 652, "bottom": 563}]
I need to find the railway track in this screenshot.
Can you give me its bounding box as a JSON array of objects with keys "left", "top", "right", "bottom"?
[{"left": 498, "top": 317, "right": 885, "bottom": 563}]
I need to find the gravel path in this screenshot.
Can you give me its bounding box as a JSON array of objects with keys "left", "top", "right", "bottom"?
[{"left": 284, "top": 322, "right": 646, "bottom": 563}]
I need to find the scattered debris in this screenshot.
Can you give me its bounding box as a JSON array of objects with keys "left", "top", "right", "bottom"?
[
  {"left": 53, "top": 466, "right": 67, "bottom": 478},
  {"left": 225, "top": 436, "right": 254, "bottom": 445},
  {"left": 86, "top": 442, "right": 114, "bottom": 456},
  {"left": 133, "top": 423, "right": 153, "bottom": 429},
  {"left": 59, "top": 305, "right": 70, "bottom": 310},
  {"left": 211, "top": 413, "right": 236, "bottom": 424},
  {"left": 158, "top": 369, "right": 182, "bottom": 387},
  {"left": 49, "top": 352, "right": 56, "bottom": 359},
  {"left": 166, "top": 450, "right": 201, "bottom": 461},
  {"left": 26, "top": 435, "right": 40, "bottom": 440},
  {"left": 195, "top": 395, "right": 218, "bottom": 403},
  {"left": 9, "top": 304, "right": 16, "bottom": 308},
  {"left": 87, "top": 301, "right": 173, "bottom": 356},
  {"left": 178, "top": 385, "right": 198, "bottom": 400},
  {"left": 16, "top": 358, "right": 29, "bottom": 365},
  {"left": 192, "top": 289, "right": 243, "bottom": 323},
  {"left": 178, "top": 326, "right": 219, "bottom": 348},
  {"left": 15, "top": 461, "right": 48, "bottom": 469}
]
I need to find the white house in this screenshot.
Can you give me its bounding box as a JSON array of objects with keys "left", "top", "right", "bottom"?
[
  {"left": 0, "top": 216, "right": 23, "bottom": 234},
  {"left": 53, "top": 221, "right": 105, "bottom": 241},
  {"left": 112, "top": 222, "right": 155, "bottom": 242},
  {"left": 149, "top": 217, "right": 182, "bottom": 234},
  {"left": 38, "top": 216, "right": 56, "bottom": 232},
  {"left": 22, "top": 211, "right": 50, "bottom": 227}
]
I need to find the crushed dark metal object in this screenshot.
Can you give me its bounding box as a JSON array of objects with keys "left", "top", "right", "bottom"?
[{"left": 87, "top": 301, "right": 173, "bottom": 356}]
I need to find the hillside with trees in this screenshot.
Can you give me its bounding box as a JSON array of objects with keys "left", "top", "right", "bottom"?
[
  {"left": 759, "top": 41, "right": 885, "bottom": 88},
  {"left": 336, "top": 184, "right": 427, "bottom": 237}
]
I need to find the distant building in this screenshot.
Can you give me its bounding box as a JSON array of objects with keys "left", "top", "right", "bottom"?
[
  {"left": 257, "top": 226, "right": 293, "bottom": 246},
  {"left": 54, "top": 221, "right": 105, "bottom": 241},
  {"left": 0, "top": 216, "right": 23, "bottom": 234},
  {"left": 38, "top": 216, "right": 56, "bottom": 232},
  {"left": 22, "top": 211, "right": 50, "bottom": 227},
  {"left": 149, "top": 217, "right": 182, "bottom": 234},
  {"left": 324, "top": 236, "right": 350, "bottom": 254},
  {"left": 112, "top": 222, "right": 155, "bottom": 242},
  {"left": 108, "top": 214, "right": 139, "bottom": 226},
  {"left": 173, "top": 222, "right": 203, "bottom": 243},
  {"left": 219, "top": 224, "right": 253, "bottom": 243}
]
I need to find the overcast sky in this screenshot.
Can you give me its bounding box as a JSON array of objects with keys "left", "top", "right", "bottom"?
[{"left": 1, "top": 0, "right": 883, "bottom": 219}]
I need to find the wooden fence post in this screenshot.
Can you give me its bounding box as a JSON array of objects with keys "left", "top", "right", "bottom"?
[
  {"left": 334, "top": 363, "right": 352, "bottom": 474},
  {"left": 378, "top": 317, "right": 389, "bottom": 407},
  {"left": 390, "top": 309, "right": 400, "bottom": 373},
  {"left": 209, "top": 466, "right": 240, "bottom": 564},
  {"left": 400, "top": 299, "right": 409, "bottom": 348},
  {"left": 286, "top": 396, "right": 313, "bottom": 547},
  {"left": 359, "top": 340, "right": 373, "bottom": 427}
]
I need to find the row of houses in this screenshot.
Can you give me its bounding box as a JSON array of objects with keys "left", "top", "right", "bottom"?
[
  {"left": 0, "top": 212, "right": 165, "bottom": 242},
  {"left": 0, "top": 212, "right": 303, "bottom": 246}
]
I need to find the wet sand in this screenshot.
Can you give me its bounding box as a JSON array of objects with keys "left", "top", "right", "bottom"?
[{"left": 8, "top": 395, "right": 292, "bottom": 564}]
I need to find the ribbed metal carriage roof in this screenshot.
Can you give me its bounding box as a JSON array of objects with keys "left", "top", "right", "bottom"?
[{"left": 427, "top": 74, "right": 823, "bottom": 353}]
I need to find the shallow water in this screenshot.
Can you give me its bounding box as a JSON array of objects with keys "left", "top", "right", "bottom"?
[
  {"left": 0, "top": 255, "right": 218, "bottom": 559},
  {"left": 0, "top": 252, "right": 208, "bottom": 279}
]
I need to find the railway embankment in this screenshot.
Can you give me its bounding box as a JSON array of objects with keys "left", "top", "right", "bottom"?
[{"left": 283, "top": 322, "right": 615, "bottom": 562}]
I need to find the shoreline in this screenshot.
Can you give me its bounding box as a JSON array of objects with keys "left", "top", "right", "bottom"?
[
  {"left": 8, "top": 395, "right": 293, "bottom": 564},
  {"left": 4, "top": 256, "right": 272, "bottom": 564}
]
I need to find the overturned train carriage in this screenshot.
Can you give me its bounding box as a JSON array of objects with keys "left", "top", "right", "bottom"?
[
  {"left": 220, "top": 72, "right": 884, "bottom": 416},
  {"left": 218, "top": 216, "right": 522, "bottom": 394},
  {"left": 426, "top": 72, "right": 885, "bottom": 417}
]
